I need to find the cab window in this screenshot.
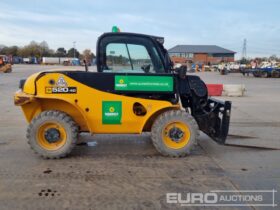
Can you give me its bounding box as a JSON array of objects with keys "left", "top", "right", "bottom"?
[
  {"left": 106, "top": 43, "right": 131, "bottom": 71},
  {"left": 105, "top": 43, "right": 163, "bottom": 73}
]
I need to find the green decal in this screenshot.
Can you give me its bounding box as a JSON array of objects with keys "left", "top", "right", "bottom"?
[
  {"left": 115, "top": 75, "right": 173, "bottom": 92},
  {"left": 102, "top": 101, "right": 122, "bottom": 124}
]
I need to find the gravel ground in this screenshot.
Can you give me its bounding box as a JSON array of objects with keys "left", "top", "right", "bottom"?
[{"left": 0, "top": 65, "right": 279, "bottom": 209}]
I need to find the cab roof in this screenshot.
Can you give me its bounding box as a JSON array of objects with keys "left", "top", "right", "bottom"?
[{"left": 100, "top": 32, "right": 164, "bottom": 44}]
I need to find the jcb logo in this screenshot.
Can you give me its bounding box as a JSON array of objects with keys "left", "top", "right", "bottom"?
[{"left": 45, "top": 87, "right": 52, "bottom": 94}]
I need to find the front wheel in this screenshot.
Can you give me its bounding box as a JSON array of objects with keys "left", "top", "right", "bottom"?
[
  {"left": 27, "top": 110, "right": 78, "bottom": 159},
  {"left": 151, "top": 110, "right": 198, "bottom": 157}
]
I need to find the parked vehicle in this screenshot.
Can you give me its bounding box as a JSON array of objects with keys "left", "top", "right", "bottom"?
[
  {"left": 42, "top": 57, "right": 60, "bottom": 64},
  {"left": 241, "top": 62, "right": 280, "bottom": 78},
  {"left": 252, "top": 67, "right": 280, "bottom": 78},
  {"left": 0, "top": 55, "right": 12, "bottom": 73},
  {"left": 12, "top": 56, "right": 23, "bottom": 64},
  {"left": 23, "top": 58, "right": 30, "bottom": 64}
]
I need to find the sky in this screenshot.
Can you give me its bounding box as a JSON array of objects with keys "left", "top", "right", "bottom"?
[{"left": 0, "top": 0, "right": 279, "bottom": 58}]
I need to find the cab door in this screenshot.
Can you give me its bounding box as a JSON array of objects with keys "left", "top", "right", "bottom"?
[
  {"left": 96, "top": 33, "right": 168, "bottom": 73},
  {"left": 91, "top": 33, "right": 177, "bottom": 133}
]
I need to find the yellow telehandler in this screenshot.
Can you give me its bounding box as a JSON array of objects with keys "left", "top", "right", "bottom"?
[{"left": 14, "top": 32, "right": 231, "bottom": 158}]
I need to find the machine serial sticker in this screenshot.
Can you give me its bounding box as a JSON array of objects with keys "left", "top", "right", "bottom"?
[
  {"left": 45, "top": 87, "right": 77, "bottom": 94},
  {"left": 102, "top": 101, "right": 122, "bottom": 124},
  {"left": 114, "top": 75, "right": 173, "bottom": 91}
]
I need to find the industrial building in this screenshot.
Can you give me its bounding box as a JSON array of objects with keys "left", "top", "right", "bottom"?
[{"left": 168, "top": 45, "right": 235, "bottom": 64}]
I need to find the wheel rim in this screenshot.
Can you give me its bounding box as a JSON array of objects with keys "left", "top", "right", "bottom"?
[
  {"left": 162, "top": 121, "right": 191, "bottom": 149},
  {"left": 37, "top": 122, "right": 67, "bottom": 150}
]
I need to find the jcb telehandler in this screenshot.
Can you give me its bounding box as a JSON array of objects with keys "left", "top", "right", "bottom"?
[{"left": 14, "top": 32, "right": 231, "bottom": 158}]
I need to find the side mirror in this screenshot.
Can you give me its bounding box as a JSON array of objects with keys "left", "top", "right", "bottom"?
[{"left": 141, "top": 64, "right": 151, "bottom": 73}]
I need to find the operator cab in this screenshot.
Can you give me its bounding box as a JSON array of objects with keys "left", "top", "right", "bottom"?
[{"left": 96, "top": 32, "right": 172, "bottom": 74}]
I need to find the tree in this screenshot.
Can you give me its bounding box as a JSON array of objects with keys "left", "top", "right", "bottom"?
[
  {"left": 0, "top": 46, "right": 19, "bottom": 56},
  {"left": 269, "top": 54, "right": 278, "bottom": 61},
  {"left": 39, "top": 41, "right": 52, "bottom": 57},
  {"left": 29, "top": 41, "right": 41, "bottom": 57},
  {"left": 67, "top": 48, "right": 80, "bottom": 58},
  {"left": 81, "top": 49, "right": 95, "bottom": 62},
  {"left": 18, "top": 45, "right": 32, "bottom": 57},
  {"left": 8, "top": 46, "right": 19, "bottom": 55},
  {"left": 17, "top": 41, "right": 54, "bottom": 58},
  {"left": 56, "top": 47, "right": 67, "bottom": 57}
]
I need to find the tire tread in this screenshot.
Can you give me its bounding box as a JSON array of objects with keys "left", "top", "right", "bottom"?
[{"left": 27, "top": 110, "right": 78, "bottom": 159}]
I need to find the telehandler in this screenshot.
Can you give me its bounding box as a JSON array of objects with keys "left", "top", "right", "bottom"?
[{"left": 14, "top": 31, "right": 231, "bottom": 158}]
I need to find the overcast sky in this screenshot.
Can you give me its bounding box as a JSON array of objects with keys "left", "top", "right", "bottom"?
[{"left": 0, "top": 0, "right": 279, "bottom": 58}]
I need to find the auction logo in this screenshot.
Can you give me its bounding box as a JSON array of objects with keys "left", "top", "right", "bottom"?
[{"left": 166, "top": 190, "right": 277, "bottom": 207}]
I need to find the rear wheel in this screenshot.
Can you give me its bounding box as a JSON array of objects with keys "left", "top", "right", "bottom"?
[
  {"left": 271, "top": 70, "right": 280, "bottom": 78},
  {"left": 253, "top": 70, "right": 261, "bottom": 77},
  {"left": 27, "top": 110, "right": 78, "bottom": 159},
  {"left": 151, "top": 110, "right": 198, "bottom": 157}
]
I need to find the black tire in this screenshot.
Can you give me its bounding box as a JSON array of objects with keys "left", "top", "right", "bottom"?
[
  {"left": 260, "top": 71, "right": 269, "bottom": 78},
  {"left": 151, "top": 110, "right": 198, "bottom": 157},
  {"left": 253, "top": 70, "right": 260, "bottom": 77},
  {"left": 271, "top": 70, "right": 280, "bottom": 78},
  {"left": 27, "top": 110, "right": 78, "bottom": 159}
]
